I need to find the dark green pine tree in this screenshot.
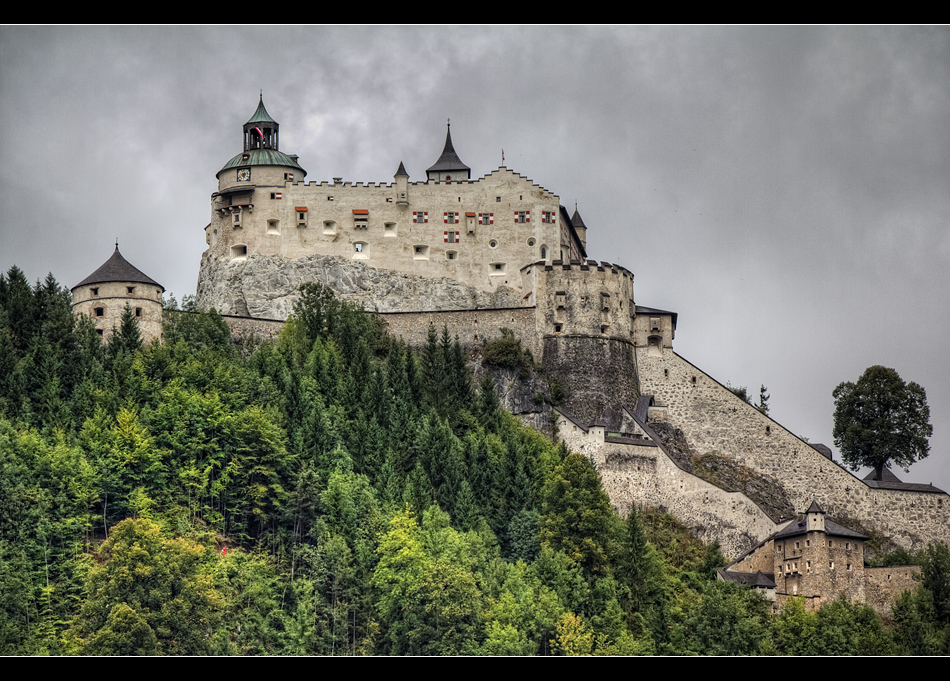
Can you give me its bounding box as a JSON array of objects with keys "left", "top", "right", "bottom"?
[{"left": 616, "top": 505, "right": 669, "bottom": 643}]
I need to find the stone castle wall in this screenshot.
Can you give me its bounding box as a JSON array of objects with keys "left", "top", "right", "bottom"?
[
  {"left": 865, "top": 565, "right": 920, "bottom": 615},
  {"left": 206, "top": 167, "right": 576, "bottom": 297},
  {"left": 636, "top": 347, "right": 950, "bottom": 551},
  {"left": 72, "top": 280, "right": 164, "bottom": 344},
  {"left": 556, "top": 413, "right": 777, "bottom": 559}
]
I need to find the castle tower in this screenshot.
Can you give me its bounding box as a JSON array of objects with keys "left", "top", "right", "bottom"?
[
  {"left": 72, "top": 245, "right": 164, "bottom": 343},
  {"left": 426, "top": 121, "right": 471, "bottom": 182},
  {"left": 209, "top": 95, "right": 308, "bottom": 257},
  {"left": 571, "top": 207, "right": 588, "bottom": 255},
  {"left": 394, "top": 161, "right": 409, "bottom": 205}
]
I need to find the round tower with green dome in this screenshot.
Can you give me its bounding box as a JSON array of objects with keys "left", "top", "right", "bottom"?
[{"left": 206, "top": 95, "right": 307, "bottom": 259}]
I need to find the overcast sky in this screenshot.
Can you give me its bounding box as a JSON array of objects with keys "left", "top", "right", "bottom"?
[{"left": 2, "top": 26, "right": 948, "bottom": 493}]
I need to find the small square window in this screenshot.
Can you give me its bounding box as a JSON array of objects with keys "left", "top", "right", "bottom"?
[
  {"left": 90, "top": 287, "right": 99, "bottom": 296},
  {"left": 127, "top": 286, "right": 135, "bottom": 294},
  {"left": 94, "top": 307, "right": 104, "bottom": 317}
]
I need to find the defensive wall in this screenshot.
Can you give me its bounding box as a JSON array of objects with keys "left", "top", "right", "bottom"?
[
  {"left": 555, "top": 408, "right": 778, "bottom": 559},
  {"left": 636, "top": 347, "right": 950, "bottom": 551},
  {"left": 864, "top": 566, "right": 920, "bottom": 614}
]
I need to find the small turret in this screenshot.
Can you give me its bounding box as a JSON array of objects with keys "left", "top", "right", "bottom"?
[
  {"left": 394, "top": 161, "right": 409, "bottom": 205},
  {"left": 572, "top": 206, "right": 588, "bottom": 254},
  {"left": 426, "top": 120, "right": 470, "bottom": 182},
  {"left": 805, "top": 500, "right": 826, "bottom": 533}
]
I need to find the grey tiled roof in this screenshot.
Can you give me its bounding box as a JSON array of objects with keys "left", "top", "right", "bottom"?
[
  {"left": 426, "top": 124, "right": 470, "bottom": 175},
  {"left": 772, "top": 516, "right": 868, "bottom": 541},
  {"left": 863, "top": 467, "right": 946, "bottom": 494},
  {"left": 74, "top": 247, "right": 163, "bottom": 290}
]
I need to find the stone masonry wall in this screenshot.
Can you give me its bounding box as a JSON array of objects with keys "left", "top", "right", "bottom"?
[
  {"left": 637, "top": 347, "right": 950, "bottom": 551},
  {"left": 381, "top": 307, "right": 540, "bottom": 358},
  {"left": 865, "top": 565, "right": 920, "bottom": 615},
  {"left": 556, "top": 414, "right": 777, "bottom": 559}
]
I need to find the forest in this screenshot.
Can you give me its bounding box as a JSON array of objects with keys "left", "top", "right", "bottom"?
[{"left": 1, "top": 265, "right": 948, "bottom": 655}]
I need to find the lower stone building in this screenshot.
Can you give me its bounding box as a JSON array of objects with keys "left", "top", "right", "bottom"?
[{"left": 721, "top": 501, "right": 918, "bottom": 613}]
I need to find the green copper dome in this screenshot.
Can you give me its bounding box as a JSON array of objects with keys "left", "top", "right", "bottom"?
[{"left": 217, "top": 148, "right": 307, "bottom": 178}]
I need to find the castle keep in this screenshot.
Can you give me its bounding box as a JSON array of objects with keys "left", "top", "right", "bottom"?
[{"left": 76, "top": 97, "right": 949, "bottom": 611}]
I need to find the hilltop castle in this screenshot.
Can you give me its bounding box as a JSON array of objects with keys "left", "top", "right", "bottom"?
[{"left": 74, "top": 98, "right": 950, "bottom": 605}]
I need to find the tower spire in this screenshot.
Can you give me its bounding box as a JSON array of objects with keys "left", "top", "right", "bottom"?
[{"left": 426, "top": 119, "right": 471, "bottom": 182}]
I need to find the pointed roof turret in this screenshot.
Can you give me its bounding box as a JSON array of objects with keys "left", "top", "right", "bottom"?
[
  {"left": 805, "top": 500, "right": 825, "bottom": 514},
  {"left": 218, "top": 95, "right": 306, "bottom": 179},
  {"left": 571, "top": 207, "right": 587, "bottom": 230},
  {"left": 394, "top": 161, "right": 409, "bottom": 178},
  {"left": 245, "top": 92, "right": 277, "bottom": 126},
  {"left": 74, "top": 245, "right": 163, "bottom": 291},
  {"left": 426, "top": 120, "right": 470, "bottom": 181}
]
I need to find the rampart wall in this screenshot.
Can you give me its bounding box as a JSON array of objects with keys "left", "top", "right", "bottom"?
[
  {"left": 556, "top": 413, "right": 777, "bottom": 559},
  {"left": 381, "top": 306, "right": 540, "bottom": 358},
  {"left": 636, "top": 347, "right": 950, "bottom": 551}
]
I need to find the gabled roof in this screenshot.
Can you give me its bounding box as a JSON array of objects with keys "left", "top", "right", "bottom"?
[
  {"left": 427, "top": 123, "right": 470, "bottom": 175},
  {"left": 772, "top": 515, "right": 868, "bottom": 541},
  {"left": 862, "top": 467, "right": 946, "bottom": 493},
  {"left": 719, "top": 569, "right": 776, "bottom": 589},
  {"left": 74, "top": 246, "right": 163, "bottom": 291}
]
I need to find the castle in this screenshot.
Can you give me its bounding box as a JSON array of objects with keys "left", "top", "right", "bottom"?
[{"left": 74, "top": 97, "right": 950, "bottom": 610}]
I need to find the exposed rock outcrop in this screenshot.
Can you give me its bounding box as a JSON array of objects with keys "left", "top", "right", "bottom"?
[{"left": 196, "top": 253, "right": 525, "bottom": 319}]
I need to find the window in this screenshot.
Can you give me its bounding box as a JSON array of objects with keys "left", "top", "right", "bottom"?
[
  {"left": 353, "top": 209, "right": 369, "bottom": 229},
  {"left": 94, "top": 307, "right": 104, "bottom": 317},
  {"left": 444, "top": 231, "right": 458, "bottom": 243},
  {"left": 135, "top": 307, "right": 142, "bottom": 317},
  {"left": 127, "top": 286, "right": 135, "bottom": 294},
  {"left": 489, "top": 239, "right": 498, "bottom": 249},
  {"left": 413, "top": 245, "right": 429, "bottom": 260},
  {"left": 413, "top": 212, "right": 428, "bottom": 223},
  {"left": 542, "top": 210, "right": 554, "bottom": 224},
  {"left": 323, "top": 220, "right": 337, "bottom": 235},
  {"left": 353, "top": 242, "right": 369, "bottom": 259},
  {"left": 480, "top": 213, "right": 493, "bottom": 225},
  {"left": 516, "top": 211, "right": 529, "bottom": 224},
  {"left": 446, "top": 250, "right": 457, "bottom": 260},
  {"left": 271, "top": 192, "right": 282, "bottom": 200},
  {"left": 489, "top": 262, "right": 506, "bottom": 275},
  {"left": 267, "top": 219, "right": 280, "bottom": 235},
  {"left": 445, "top": 212, "right": 457, "bottom": 224},
  {"left": 96, "top": 329, "right": 104, "bottom": 337},
  {"left": 385, "top": 222, "right": 397, "bottom": 237},
  {"left": 846, "top": 542, "right": 851, "bottom": 550},
  {"left": 233, "top": 211, "right": 241, "bottom": 226},
  {"left": 284, "top": 172, "right": 294, "bottom": 181},
  {"left": 90, "top": 287, "right": 99, "bottom": 296},
  {"left": 496, "top": 196, "right": 501, "bottom": 202},
  {"left": 231, "top": 244, "right": 248, "bottom": 260},
  {"left": 830, "top": 561, "right": 835, "bottom": 569},
  {"left": 527, "top": 238, "right": 536, "bottom": 247},
  {"left": 554, "top": 323, "right": 562, "bottom": 333},
  {"left": 297, "top": 207, "right": 307, "bottom": 226}
]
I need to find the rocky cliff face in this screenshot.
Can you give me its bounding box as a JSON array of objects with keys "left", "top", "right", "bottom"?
[{"left": 196, "top": 253, "right": 525, "bottom": 319}]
